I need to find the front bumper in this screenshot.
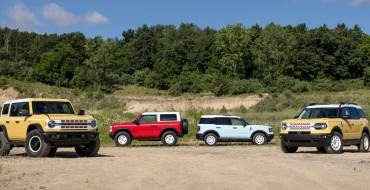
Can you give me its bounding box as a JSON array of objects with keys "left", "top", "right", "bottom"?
[
  {"left": 267, "top": 134, "right": 275, "bottom": 142},
  {"left": 43, "top": 132, "right": 99, "bottom": 147},
  {"left": 280, "top": 133, "right": 331, "bottom": 147}
]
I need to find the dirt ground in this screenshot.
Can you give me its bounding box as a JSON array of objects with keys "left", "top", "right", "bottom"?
[{"left": 1, "top": 145, "right": 370, "bottom": 190}]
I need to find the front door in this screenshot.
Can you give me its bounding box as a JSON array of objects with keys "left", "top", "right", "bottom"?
[
  {"left": 133, "top": 114, "right": 159, "bottom": 138},
  {"left": 230, "top": 118, "right": 249, "bottom": 139}
]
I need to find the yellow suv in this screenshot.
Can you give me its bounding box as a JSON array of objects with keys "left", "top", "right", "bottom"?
[
  {"left": 0, "top": 98, "right": 99, "bottom": 157},
  {"left": 280, "top": 103, "right": 369, "bottom": 154}
]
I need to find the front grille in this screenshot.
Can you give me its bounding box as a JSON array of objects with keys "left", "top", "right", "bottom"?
[
  {"left": 288, "top": 123, "right": 311, "bottom": 130},
  {"left": 60, "top": 120, "right": 89, "bottom": 130},
  {"left": 288, "top": 131, "right": 311, "bottom": 135}
]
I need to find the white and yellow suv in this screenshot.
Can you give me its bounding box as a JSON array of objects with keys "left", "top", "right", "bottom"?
[
  {"left": 280, "top": 103, "right": 369, "bottom": 154},
  {"left": 0, "top": 98, "right": 99, "bottom": 157}
]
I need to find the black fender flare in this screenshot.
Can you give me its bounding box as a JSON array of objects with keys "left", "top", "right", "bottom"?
[
  {"left": 251, "top": 130, "right": 268, "bottom": 139},
  {"left": 362, "top": 127, "right": 369, "bottom": 134},
  {"left": 27, "top": 123, "right": 44, "bottom": 134},
  {"left": 159, "top": 128, "right": 178, "bottom": 138},
  {"left": 331, "top": 126, "right": 343, "bottom": 136},
  {"left": 203, "top": 130, "right": 220, "bottom": 138},
  {"left": 114, "top": 128, "right": 133, "bottom": 138}
]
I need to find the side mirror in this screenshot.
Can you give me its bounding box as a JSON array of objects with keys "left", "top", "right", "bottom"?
[
  {"left": 133, "top": 120, "right": 139, "bottom": 125},
  {"left": 78, "top": 110, "right": 85, "bottom": 115},
  {"left": 293, "top": 116, "right": 299, "bottom": 119}
]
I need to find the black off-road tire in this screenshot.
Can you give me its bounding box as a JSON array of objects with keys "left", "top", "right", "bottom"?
[
  {"left": 181, "top": 119, "right": 189, "bottom": 134},
  {"left": 75, "top": 137, "right": 100, "bottom": 157},
  {"left": 358, "top": 133, "right": 369, "bottom": 152},
  {"left": 161, "top": 131, "right": 178, "bottom": 146},
  {"left": 316, "top": 147, "right": 326, "bottom": 153},
  {"left": 204, "top": 133, "right": 218, "bottom": 146},
  {"left": 252, "top": 133, "right": 267, "bottom": 145},
  {"left": 0, "top": 131, "right": 11, "bottom": 156},
  {"left": 48, "top": 147, "right": 58, "bottom": 156},
  {"left": 114, "top": 132, "right": 132, "bottom": 146},
  {"left": 25, "top": 129, "right": 51, "bottom": 157},
  {"left": 280, "top": 141, "right": 298, "bottom": 153},
  {"left": 324, "top": 132, "right": 343, "bottom": 154}
]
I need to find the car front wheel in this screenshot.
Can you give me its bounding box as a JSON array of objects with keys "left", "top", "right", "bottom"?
[
  {"left": 358, "top": 133, "right": 369, "bottom": 152},
  {"left": 324, "top": 132, "right": 343, "bottom": 154},
  {"left": 252, "top": 133, "right": 267, "bottom": 145},
  {"left": 114, "top": 132, "right": 132, "bottom": 146},
  {"left": 25, "top": 129, "right": 51, "bottom": 157},
  {"left": 0, "top": 131, "right": 11, "bottom": 156}
]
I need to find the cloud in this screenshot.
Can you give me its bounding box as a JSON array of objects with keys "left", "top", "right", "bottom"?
[
  {"left": 6, "top": 2, "right": 39, "bottom": 27},
  {"left": 42, "top": 3, "right": 77, "bottom": 26},
  {"left": 85, "top": 11, "right": 109, "bottom": 25}
]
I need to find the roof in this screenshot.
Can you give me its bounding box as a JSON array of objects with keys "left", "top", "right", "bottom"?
[
  {"left": 142, "top": 112, "right": 180, "bottom": 115},
  {"left": 307, "top": 104, "right": 363, "bottom": 109},
  {"left": 3, "top": 98, "right": 71, "bottom": 104},
  {"left": 201, "top": 115, "right": 242, "bottom": 118}
]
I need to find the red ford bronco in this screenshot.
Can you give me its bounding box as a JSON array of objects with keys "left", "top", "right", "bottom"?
[{"left": 109, "top": 112, "right": 188, "bottom": 146}]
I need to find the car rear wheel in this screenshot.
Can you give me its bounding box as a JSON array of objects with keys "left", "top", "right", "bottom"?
[
  {"left": 75, "top": 137, "right": 100, "bottom": 157},
  {"left": 358, "top": 133, "right": 369, "bottom": 152},
  {"left": 252, "top": 133, "right": 267, "bottom": 145},
  {"left": 114, "top": 132, "right": 132, "bottom": 146},
  {"left": 324, "top": 132, "right": 343, "bottom": 154},
  {"left": 204, "top": 133, "right": 218, "bottom": 146},
  {"left": 161, "top": 131, "right": 177, "bottom": 146},
  {"left": 0, "top": 131, "right": 11, "bottom": 156},
  {"left": 25, "top": 129, "right": 51, "bottom": 157}
]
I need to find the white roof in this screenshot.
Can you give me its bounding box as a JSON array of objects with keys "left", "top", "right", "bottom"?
[
  {"left": 201, "top": 115, "right": 241, "bottom": 118},
  {"left": 142, "top": 112, "right": 180, "bottom": 115},
  {"left": 307, "top": 104, "right": 362, "bottom": 109},
  {"left": 3, "top": 98, "right": 70, "bottom": 104}
]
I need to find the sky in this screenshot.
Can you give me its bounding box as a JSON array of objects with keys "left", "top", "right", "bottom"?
[{"left": 1, "top": 0, "right": 370, "bottom": 39}]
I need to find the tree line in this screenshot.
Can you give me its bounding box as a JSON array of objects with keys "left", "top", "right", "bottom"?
[{"left": 1, "top": 23, "right": 370, "bottom": 96}]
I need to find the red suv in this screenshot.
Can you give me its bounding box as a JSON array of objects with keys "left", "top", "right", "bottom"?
[{"left": 109, "top": 112, "right": 188, "bottom": 146}]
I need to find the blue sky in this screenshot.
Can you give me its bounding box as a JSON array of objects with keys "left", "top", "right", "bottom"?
[{"left": 1, "top": 0, "right": 370, "bottom": 39}]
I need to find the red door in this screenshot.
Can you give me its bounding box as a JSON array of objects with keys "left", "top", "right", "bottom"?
[{"left": 132, "top": 114, "right": 159, "bottom": 138}]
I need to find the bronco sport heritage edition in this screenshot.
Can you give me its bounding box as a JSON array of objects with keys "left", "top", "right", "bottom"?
[
  {"left": 280, "top": 103, "right": 369, "bottom": 154},
  {"left": 196, "top": 115, "right": 274, "bottom": 146},
  {"left": 0, "top": 98, "right": 100, "bottom": 157},
  {"left": 109, "top": 112, "right": 188, "bottom": 146}
]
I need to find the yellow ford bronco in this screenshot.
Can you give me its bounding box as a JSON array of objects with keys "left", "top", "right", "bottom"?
[
  {"left": 280, "top": 103, "right": 369, "bottom": 154},
  {"left": 0, "top": 98, "right": 99, "bottom": 157}
]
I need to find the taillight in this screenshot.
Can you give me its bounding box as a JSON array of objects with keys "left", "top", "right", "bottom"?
[{"left": 197, "top": 126, "right": 200, "bottom": 132}]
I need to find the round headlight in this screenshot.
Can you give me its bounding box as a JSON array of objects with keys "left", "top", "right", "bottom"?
[
  {"left": 91, "top": 120, "right": 97, "bottom": 128},
  {"left": 281, "top": 123, "right": 287, "bottom": 130},
  {"left": 48, "top": 120, "right": 56, "bottom": 128},
  {"left": 313, "top": 123, "right": 327, "bottom": 130}
]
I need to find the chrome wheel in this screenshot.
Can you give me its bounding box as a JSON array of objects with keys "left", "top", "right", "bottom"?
[
  {"left": 206, "top": 135, "right": 216, "bottom": 145},
  {"left": 254, "top": 134, "right": 266, "bottom": 145},
  {"left": 165, "top": 134, "right": 175, "bottom": 144},
  {"left": 118, "top": 135, "right": 128, "bottom": 145},
  {"left": 330, "top": 135, "right": 342, "bottom": 151}
]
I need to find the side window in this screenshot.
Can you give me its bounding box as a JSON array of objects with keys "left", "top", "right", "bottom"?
[
  {"left": 1, "top": 104, "right": 10, "bottom": 115},
  {"left": 199, "top": 118, "right": 215, "bottom": 124},
  {"left": 231, "top": 118, "right": 244, "bottom": 126},
  {"left": 348, "top": 107, "right": 359, "bottom": 119},
  {"left": 160, "top": 114, "right": 177, "bottom": 121},
  {"left": 215, "top": 118, "right": 231, "bottom": 125},
  {"left": 357, "top": 109, "right": 365, "bottom": 118},
  {"left": 10, "top": 102, "right": 29, "bottom": 116},
  {"left": 139, "top": 115, "right": 157, "bottom": 123},
  {"left": 341, "top": 107, "right": 350, "bottom": 118}
]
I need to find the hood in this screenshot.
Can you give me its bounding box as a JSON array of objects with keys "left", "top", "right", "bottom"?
[
  {"left": 113, "top": 121, "right": 137, "bottom": 127},
  {"left": 47, "top": 114, "right": 94, "bottom": 120},
  {"left": 282, "top": 118, "right": 337, "bottom": 124}
]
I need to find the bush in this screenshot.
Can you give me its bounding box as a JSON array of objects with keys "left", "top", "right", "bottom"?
[
  {"left": 168, "top": 83, "right": 182, "bottom": 96},
  {"left": 364, "top": 67, "right": 370, "bottom": 87},
  {"left": 229, "top": 79, "right": 264, "bottom": 95},
  {"left": 0, "top": 77, "right": 7, "bottom": 88}
]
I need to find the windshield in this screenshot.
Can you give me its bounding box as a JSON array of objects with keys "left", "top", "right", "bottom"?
[
  {"left": 32, "top": 101, "right": 75, "bottom": 114},
  {"left": 298, "top": 108, "right": 339, "bottom": 119}
]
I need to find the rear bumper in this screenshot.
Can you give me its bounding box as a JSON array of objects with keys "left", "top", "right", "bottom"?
[
  {"left": 196, "top": 133, "right": 204, "bottom": 140},
  {"left": 43, "top": 132, "right": 99, "bottom": 147},
  {"left": 280, "top": 133, "right": 331, "bottom": 147}
]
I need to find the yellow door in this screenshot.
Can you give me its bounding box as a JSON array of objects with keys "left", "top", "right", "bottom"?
[{"left": 7, "top": 102, "right": 30, "bottom": 141}]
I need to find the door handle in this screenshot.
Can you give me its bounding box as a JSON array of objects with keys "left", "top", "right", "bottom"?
[
  {"left": 6, "top": 121, "right": 9, "bottom": 123},
  {"left": 151, "top": 125, "right": 156, "bottom": 127},
  {"left": 233, "top": 127, "right": 237, "bottom": 129},
  {"left": 216, "top": 127, "right": 221, "bottom": 129},
  {"left": 16, "top": 121, "right": 19, "bottom": 123}
]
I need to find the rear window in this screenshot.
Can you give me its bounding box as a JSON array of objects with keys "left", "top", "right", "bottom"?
[
  {"left": 199, "top": 118, "right": 215, "bottom": 124},
  {"left": 160, "top": 114, "right": 177, "bottom": 121},
  {"left": 2, "top": 104, "right": 10, "bottom": 115},
  {"left": 215, "top": 117, "right": 231, "bottom": 125}
]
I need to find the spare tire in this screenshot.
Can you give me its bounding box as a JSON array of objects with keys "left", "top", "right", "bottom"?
[{"left": 181, "top": 119, "right": 188, "bottom": 134}]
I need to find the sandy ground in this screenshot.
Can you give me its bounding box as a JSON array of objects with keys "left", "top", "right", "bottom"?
[
  {"left": 123, "top": 94, "right": 267, "bottom": 113},
  {"left": 1, "top": 145, "right": 370, "bottom": 190}
]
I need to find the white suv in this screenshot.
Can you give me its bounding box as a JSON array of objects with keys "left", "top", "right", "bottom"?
[{"left": 196, "top": 115, "right": 274, "bottom": 146}]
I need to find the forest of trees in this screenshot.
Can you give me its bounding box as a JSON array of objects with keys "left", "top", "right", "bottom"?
[{"left": 1, "top": 23, "right": 370, "bottom": 96}]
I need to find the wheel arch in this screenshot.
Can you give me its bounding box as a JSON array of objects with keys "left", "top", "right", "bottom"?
[
  {"left": 160, "top": 128, "right": 178, "bottom": 138},
  {"left": 362, "top": 127, "right": 369, "bottom": 135},
  {"left": 27, "top": 124, "right": 44, "bottom": 134},
  {"left": 331, "top": 126, "right": 342, "bottom": 136},
  {"left": 251, "top": 130, "right": 268, "bottom": 139},
  {"left": 114, "top": 129, "right": 133, "bottom": 139},
  {"left": 203, "top": 130, "right": 220, "bottom": 139}
]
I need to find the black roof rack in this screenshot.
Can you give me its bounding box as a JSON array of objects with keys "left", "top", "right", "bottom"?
[{"left": 340, "top": 102, "right": 357, "bottom": 105}]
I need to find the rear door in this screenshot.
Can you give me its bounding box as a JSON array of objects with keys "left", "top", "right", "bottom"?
[
  {"left": 6, "top": 102, "right": 30, "bottom": 140},
  {"left": 215, "top": 117, "right": 233, "bottom": 139},
  {"left": 348, "top": 107, "right": 362, "bottom": 139}
]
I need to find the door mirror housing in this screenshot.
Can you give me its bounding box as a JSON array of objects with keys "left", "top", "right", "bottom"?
[
  {"left": 293, "top": 116, "right": 299, "bottom": 119},
  {"left": 133, "top": 119, "right": 139, "bottom": 125},
  {"left": 77, "top": 110, "right": 85, "bottom": 115}
]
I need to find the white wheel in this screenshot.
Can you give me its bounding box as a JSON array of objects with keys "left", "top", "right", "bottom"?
[
  {"left": 324, "top": 132, "right": 343, "bottom": 154},
  {"left": 331, "top": 135, "right": 342, "bottom": 151},
  {"left": 204, "top": 133, "right": 218, "bottom": 146},
  {"left": 161, "top": 131, "right": 177, "bottom": 146},
  {"left": 118, "top": 135, "right": 127, "bottom": 145},
  {"left": 252, "top": 133, "right": 266, "bottom": 145},
  {"left": 114, "top": 132, "right": 132, "bottom": 146},
  {"left": 165, "top": 134, "right": 175, "bottom": 144}
]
